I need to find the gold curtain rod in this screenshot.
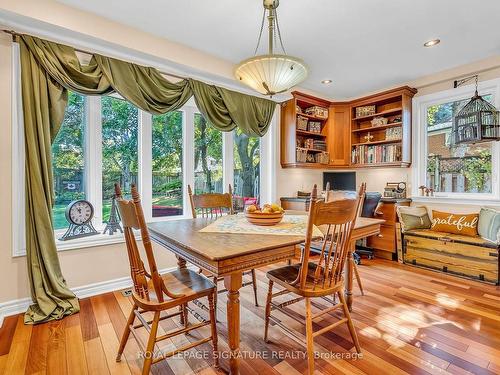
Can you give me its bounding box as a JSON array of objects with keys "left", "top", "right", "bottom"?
[{"left": 2, "top": 29, "right": 187, "bottom": 81}]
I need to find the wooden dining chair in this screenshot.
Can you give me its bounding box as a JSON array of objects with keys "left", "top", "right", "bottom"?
[
  {"left": 188, "top": 185, "right": 259, "bottom": 314},
  {"left": 263, "top": 184, "right": 364, "bottom": 375},
  {"left": 114, "top": 184, "right": 218, "bottom": 374},
  {"left": 323, "top": 182, "right": 366, "bottom": 295}
]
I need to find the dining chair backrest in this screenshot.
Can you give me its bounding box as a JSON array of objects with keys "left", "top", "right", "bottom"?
[
  {"left": 115, "top": 184, "right": 184, "bottom": 303},
  {"left": 188, "top": 185, "right": 234, "bottom": 219},
  {"left": 298, "top": 183, "right": 366, "bottom": 291}
]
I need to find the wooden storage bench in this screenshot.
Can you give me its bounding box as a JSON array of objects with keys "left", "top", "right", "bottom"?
[{"left": 402, "top": 230, "right": 499, "bottom": 285}]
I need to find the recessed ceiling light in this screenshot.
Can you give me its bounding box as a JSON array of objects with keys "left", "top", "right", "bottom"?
[
  {"left": 424, "top": 39, "right": 441, "bottom": 47},
  {"left": 321, "top": 79, "right": 333, "bottom": 84}
]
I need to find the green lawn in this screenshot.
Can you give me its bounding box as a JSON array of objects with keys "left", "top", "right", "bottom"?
[
  {"left": 53, "top": 195, "right": 182, "bottom": 230},
  {"left": 152, "top": 195, "right": 182, "bottom": 207},
  {"left": 53, "top": 204, "right": 71, "bottom": 230}
]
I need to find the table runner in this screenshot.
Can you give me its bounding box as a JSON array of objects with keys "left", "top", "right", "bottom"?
[{"left": 199, "top": 213, "right": 324, "bottom": 237}]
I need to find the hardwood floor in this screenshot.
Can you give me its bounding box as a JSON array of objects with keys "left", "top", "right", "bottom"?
[{"left": 1, "top": 259, "right": 499, "bottom": 374}]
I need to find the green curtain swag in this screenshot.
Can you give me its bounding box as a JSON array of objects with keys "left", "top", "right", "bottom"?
[
  {"left": 21, "top": 35, "right": 276, "bottom": 136},
  {"left": 17, "top": 33, "right": 275, "bottom": 324}
]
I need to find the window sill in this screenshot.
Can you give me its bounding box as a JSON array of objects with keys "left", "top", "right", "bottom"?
[
  {"left": 54, "top": 214, "right": 189, "bottom": 253},
  {"left": 13, "top": 232, "right": 134, "bottom": 257},
  {"left": 410, "top": 195, "right": 500, "bottom": 206},
  {"left": 13, "top": 215, "right": 188, "bottom": 257},
  {"left": 55, "top": 232, "right": 132, "bottom": 252},
  {"left": 13, "top": 215, "right": 190, "bottom": 257}
]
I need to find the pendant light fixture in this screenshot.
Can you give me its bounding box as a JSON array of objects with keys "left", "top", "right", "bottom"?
[
  {"left": 235, "top": 0, "right": 308, "bottom": 96},
  {"left": 452, "top": 75, "right": 500, "bottom": 145}
]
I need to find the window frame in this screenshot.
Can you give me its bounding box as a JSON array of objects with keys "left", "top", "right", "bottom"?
[
  {"left": 11, "top": 46, "right": 273, "bottom": 256},
  {"left": 412, "top": 77, "right": 500, "bottom": 203}
]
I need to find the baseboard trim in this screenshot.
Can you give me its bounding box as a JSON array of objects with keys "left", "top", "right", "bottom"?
[{"left": 0, "top": 266, "right": 177, "bottom": 328}]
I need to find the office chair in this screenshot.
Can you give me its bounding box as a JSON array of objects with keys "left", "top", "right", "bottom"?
[{"left": 354, "top": 192, "right": 382, "bottom": 264}]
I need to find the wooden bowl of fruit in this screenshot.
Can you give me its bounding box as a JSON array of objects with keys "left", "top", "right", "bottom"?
[{"left": 245, "top": 204, "right": 285, "bottom": 226}]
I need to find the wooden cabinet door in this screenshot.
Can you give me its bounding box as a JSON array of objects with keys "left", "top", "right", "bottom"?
[
  {"left": 328, "top": 104, "right": 350, "bottom": 166},
  {"left": 367, "top": 224, "right": 396, "bottom": 252}
]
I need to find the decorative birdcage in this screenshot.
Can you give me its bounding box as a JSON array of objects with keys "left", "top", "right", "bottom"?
[{"left": 452, "top": 75, "right": 500, "bottom": 145}]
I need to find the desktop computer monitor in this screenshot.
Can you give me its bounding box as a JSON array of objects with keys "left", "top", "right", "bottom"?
[{"left": 323, "top": 172, "right": 356, "bottom": 191}]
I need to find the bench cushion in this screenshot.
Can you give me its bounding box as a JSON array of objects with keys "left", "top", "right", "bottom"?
[{"left": 478, "top": 207, "right": 500, "bottom": 244}]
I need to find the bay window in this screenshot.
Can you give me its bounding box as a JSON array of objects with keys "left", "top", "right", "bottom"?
[
  {"left": 13, "top": 92, "right": 271, "bottom": 255},
  {"left": 412, "top": 78, "right": 500, "bottom": 201}
]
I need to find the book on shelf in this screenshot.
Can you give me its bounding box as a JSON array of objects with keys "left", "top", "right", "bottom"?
[
  {"left": 351, "top": 143, "right": 402, "bottom": 164},
  {"left": 312, "top": 140, "right": 327, "bottom": 151}
]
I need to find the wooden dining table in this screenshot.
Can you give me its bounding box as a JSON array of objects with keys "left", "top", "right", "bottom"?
[{"left": 148, "top": 215, "right": 384, "bottom": 374}]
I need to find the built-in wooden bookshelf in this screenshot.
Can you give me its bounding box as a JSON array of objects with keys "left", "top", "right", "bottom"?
[
  {"left": 280, "top": 92, "right": 331, "bottom": 168},
  {"left": 350, "top": 87, "right": 417, "bottom": 168},
  {"left": 280, "top": 86, "right": 416, "bottom": 169}
]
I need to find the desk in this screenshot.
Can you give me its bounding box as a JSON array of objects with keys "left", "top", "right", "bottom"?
[{"left": 148, "top": 215, "right": 383, "bottom": 374}]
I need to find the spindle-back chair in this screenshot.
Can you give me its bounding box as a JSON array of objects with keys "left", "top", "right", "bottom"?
[
  {"left": 324, "top": 182, "right": 367, "bottom": 295},
  {"left": 264, "top": 184, "right": 365, "bottom": 375},
  {"left": 187, "top": 185, "right": 259, "bottom": 313},
  {"left": 114, "top": 184, "right": 218, "bottom": 374}
]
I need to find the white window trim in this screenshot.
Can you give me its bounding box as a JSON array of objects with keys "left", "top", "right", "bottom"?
[
  {"left": 11, "top": 42, "right": 26, "bottom": 256},
  {"left": 412, "top": 77, "right": 500, "bottom": 204},
  {"left": 85, "top": 96, "right": 103, "bottom": 223},
  {"left": 11, "top": 48, "right": 272, "bottom": 256}
]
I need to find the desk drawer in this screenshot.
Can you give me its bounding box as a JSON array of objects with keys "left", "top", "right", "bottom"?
[{"left": 367, "top": 224, "right": 395, "bottom": 252}]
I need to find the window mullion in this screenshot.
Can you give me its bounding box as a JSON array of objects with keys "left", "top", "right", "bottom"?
[
  {"left": 492, "top": 141, "right": 500, "bottom": 199},
  {"left": 260, "top": 108, "right": 278, "bottom": 203},
  {"left": 184, "top": 107, "right": 195, "bottom": 214},
  {"left": 223, "top": 131, "right": 234, "bottom": 193},
  {"left": 86, "top": 96, "right": 103, "bottom": 226},
  {"left": 139, "top": 110, "right": 153, "bottom": 220}
]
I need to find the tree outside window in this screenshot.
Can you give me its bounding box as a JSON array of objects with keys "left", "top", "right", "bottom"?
[
  {"left": 233, "top": 129, "right": 260, "bottom": 212},
  {"left": 194, "top": 114, "right": 223, "bottom": 194},
  {"left": 101, "top": 96, "right": 139, "bottom": 218},
  {"left": 152, "top": 111, "right": 183, "bottom": 217}
]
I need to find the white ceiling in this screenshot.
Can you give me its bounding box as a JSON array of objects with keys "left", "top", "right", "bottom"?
[{"left": 57, "top": 0, "right": 500, "bottom": 99}]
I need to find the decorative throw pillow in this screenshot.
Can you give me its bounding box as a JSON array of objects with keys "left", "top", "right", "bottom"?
[
  {"left": 478, "top": 207, "right": 500, "bottom": 244},
  {"left": 431, "top": 210, "right": 479, "bottom": 237},
  {"left": 396, "top": 206, "right": 431, "bottom": 232}
]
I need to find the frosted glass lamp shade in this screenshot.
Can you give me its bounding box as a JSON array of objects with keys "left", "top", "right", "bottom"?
[{"left": 234, "top": 54, "right": 308, "bottom": 96}]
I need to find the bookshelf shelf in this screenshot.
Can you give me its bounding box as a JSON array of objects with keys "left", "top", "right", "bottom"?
[
  {"left": 351, "top": 122, "right": 402, "bottom": 133},
  {"left": 352, "top": 139, "right": 402, "bottom": 146},
  {"left": 296, "top": 112, "right": 327, "bottom": 121},
  {"left": 352, "top": 107, "right": 402, "bottom": 121},
  {"left": 296, "top": 130, "right": 326, "bottom": 138},
  {"left": 296, "top": 147, "right": 327, "bottom": 153}
]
